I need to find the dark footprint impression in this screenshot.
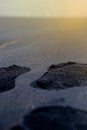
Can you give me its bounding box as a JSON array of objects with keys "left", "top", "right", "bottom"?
[
  {"left": 11, "top": 106, "right": 87, "bottom": 130},
  {"left": 31, "top": 62, "right": 87, "bottom": 90},
  {"left": 23, "top": 106, "right": 87, "bottom": 130},
  {"left": 0, "top": 65, "right": 30, "bottom": 93}
]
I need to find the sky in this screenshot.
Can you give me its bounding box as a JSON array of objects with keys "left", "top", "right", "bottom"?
[{"left": 0, "top": 0, "right": 87, "bottom": 17}]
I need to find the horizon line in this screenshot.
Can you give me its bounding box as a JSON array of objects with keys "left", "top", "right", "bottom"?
[{"left": 0, "top": 16, "right": 87, "bottom": 18}]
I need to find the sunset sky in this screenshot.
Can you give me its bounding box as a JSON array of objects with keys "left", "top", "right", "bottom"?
[{"left": 0, "top": 0, "right": 87, "bottom": 17}]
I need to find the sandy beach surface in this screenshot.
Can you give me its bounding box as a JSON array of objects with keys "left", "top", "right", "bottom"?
[{"left": 0, "top": 18, "right": 87, "bottom": 130}]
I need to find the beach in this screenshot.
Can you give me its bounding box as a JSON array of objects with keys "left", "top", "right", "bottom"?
[{"left": 0, "top": 17, "right": 87, "bottom": 130}]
